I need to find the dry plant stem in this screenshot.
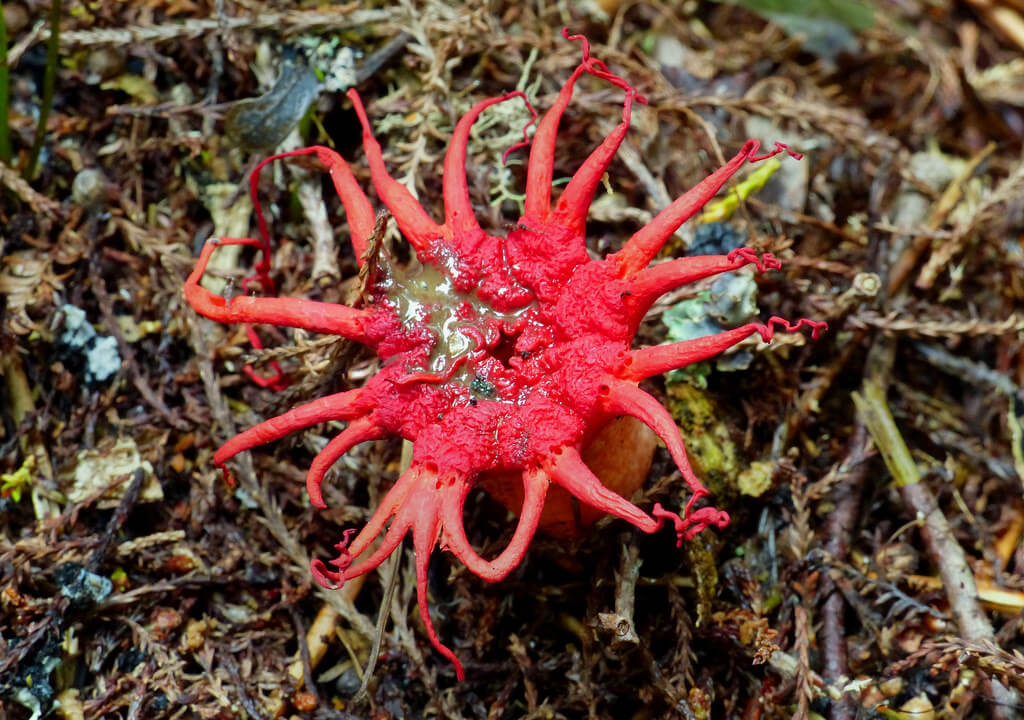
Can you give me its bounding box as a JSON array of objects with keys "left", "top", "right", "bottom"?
[
  {"left": 853, "top": 380, "right": 1019, "bottom": 719},
  {"left": 356, "top": 548, "right": 401, "bottom": 700},
  {"left": 596, "top": 540, "right": 641, "bottom": 648},
  {"left": 994, "top": 514, "right": 1024, "bottom": 573},
  {"left": 288, "top": 605, "right": 320, "bottom": 708},
  {"left": 965, "top": 0, "right": 1024, "bottom": 50},
  {"left": 820, "top": 426, "right": 868, "bottom": 720},
  {"left": 201, "top": 0, "right": 224, "bottom": 138},
  {"left": 899, "top": 638, "right": 1024, "bottom": 694},
  {"left": 219, "top": 653, "right": 263, "bottom": 719},
  {"left": 1, "top": 349, "right": 34, "bottom": 433},
  {"left": 37, "top": 7, "right": 392, "bottom": 50},
  {"left": 86, "top": 468, "right": 144, "bottom": 572},
  {"left": 187, "top": 313, "right": 374, "bottom": 640},
  {"left": 287, "top": 603, "right": 338, "bottom": 685},
  {"left": 849, "top": 311, "right": 1024, "bottom": 338},
  {"left": 793, "top": 606, "right": 812, "bottom": 720},
  {"left": 24, "top": 0, "right": 61, "bottom": 180},
  {"left": 0, "top": 0, "right": 9, "bottom": 164},
  {"left": 1, "top": 348, "right": 58, "bottom": 521},
  {"left": 0, "top": 160, "right": 61, "bottom": 217},
  {"left": 907, "top": 575, "right": 1024, "bottom": 616},
  {"left": 356, "top": 439, "right": 413, "bottom": 699},
  {"left": 913, "top": 341, "right": 1020, "bottom": 396}
]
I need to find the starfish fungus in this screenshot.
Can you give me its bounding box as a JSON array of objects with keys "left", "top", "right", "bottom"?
[{"left": 185, "top": 30, "right": 826, "bottom": 680}]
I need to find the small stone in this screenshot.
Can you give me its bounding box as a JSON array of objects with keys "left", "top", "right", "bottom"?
[
  {"left": 85, "top": 48, "right": 125, "bottom": 84},
  {"left": 58, "top": 304, "right": 122, "bottom": 384},
  {"left": 334, "top": 667, "right": 362, "bottom": 696},
  {"left": 71, "top": 168, "right": 109, "bottom": 209},
  {"left": 54, "top": 562, "right": 113, "bottom": 609},
  {"left": 2, "top": 4, "right": 29, "bottom": 35}
]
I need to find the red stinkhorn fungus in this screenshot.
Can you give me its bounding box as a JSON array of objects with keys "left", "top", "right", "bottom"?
[{"left": 184, "top": 30, "right": 826, "bottom": 680}]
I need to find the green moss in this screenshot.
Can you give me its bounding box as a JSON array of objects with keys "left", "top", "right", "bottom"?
[
  {"left": 665, "top": 383, "right": 740, "bottom": 499},
  {"left": 684, "top": 536, "right": 719, "bottom": 626}
]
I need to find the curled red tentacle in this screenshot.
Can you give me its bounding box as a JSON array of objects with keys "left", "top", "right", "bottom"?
[
  {"left": 500, "top": 92, "right": 539, "bottom": 165},
  {"left": 754, "top": 316, "right": 830, "bottom": 342},
  {"left": 440, "top": 469, "right": 549, "bottom": 583},
  {"left": 613, "top": 139, "right": 803, "bottom": 276},
  {"left": 347, "top": 88, "right": 449, "bottom": 251},
  {"left": 726, "top": 247, "right": 781, "bottom": 273},
  {"left": 310, "top": 528, "right": 358, "bottom": 588},
  {"left": 185, "top": 240, "right": 373, "bottom": 341},
  {"left": 651, "top": 503, "right": 731, "bottom": 547},
  {"left": 561, "top": 27, "right": 592, "bottom": 61},
  {"left": 445, "top": 91, "right": 537, "bottom": 239},
  {"left": 212, "top": 388, "right": 367, "bottom": 468},
  {"left": 750, "top": 141, "right": 803, "bottom": 162},
  {"left": 306, "top": 417, "right": 386, "bottom": 508},
  {"left": 621, "top": 317, "right": 828, "bottom": 382}
]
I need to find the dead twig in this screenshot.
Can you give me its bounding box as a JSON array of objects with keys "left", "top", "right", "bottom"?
[
  {"left": 848, "top": 311, "right": 1024, "bottom": 337},
  {"left": 0, "top": 160, "right": 61, "bottom": 219},
  {"left": 819, "top": 427, "right": 869, "bottom": 720},
  {"left": 853, "top": 380, "right": 1020, "bottom": 719},
  {"left": 595, "top": 539, "right": 641, "bottom": 649},
  {"left": 35, "top": 7, "right": 392, "bottom": 50}
]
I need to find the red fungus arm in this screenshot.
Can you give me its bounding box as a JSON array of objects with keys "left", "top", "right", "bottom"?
[
  {"left": 212, "top": 389, "right": 367, "bottom": 467},
  {"left": 551, "top": 48, "right": 646, "bottom": 235},
  {"left": 249, "top": 146, "right": 377, "bottom": 265},
  {"left": 620, "top": 317, "right": 827, "bottom": 382},
  {"left": 613, "top": 141, "right": 801, "bottom": 276},
  {"left": 348, "top": 89, "right": 449, "bottom": 253},
  {"left": 522, "top": 62, "right": 588, "bottom": 223},
  {"left": 186, "top": 239, "right": 373, "bottom": 341},
  {"left": 552, "top": 89, "right": 641, "bottom": 235},
  {"left": 444, "top": 91, "right": 535, "bottom": 240},
  {"left": 312, "top": 466, "right": 466, "bottom": 679},
  {"left": 410, "top": 485, "right": 465, "bottom": 681},
  {"left": 626, "top": 249, "right": 781, "bottom": 316},
  {"left": 603, "top": 381, "right": 706, "bottom": 498},
  {"left": 440, "top": 468, "right": 549, "bottom": 582},
  {"left": 542, "top": 446, "right": 659, "bottom": 533},
  {"left": 305, "top": 417, "right": 387, "bottom": 508}
]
